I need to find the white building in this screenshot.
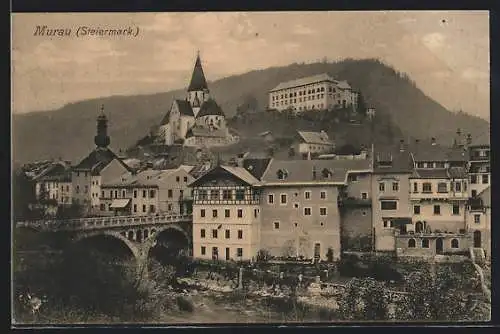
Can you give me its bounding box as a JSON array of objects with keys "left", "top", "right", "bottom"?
[
  {"left": 190, "top": 165, "right": 263, "bottom": 261},
  {"left": 72, "top": 109, "right": 132, "bottom": 215},
  {"left": 293, "top": 130, "right": 336, "bottom": 158},
  {"left": 268, "top": 73, "right": 358, "bottom": 112},
  {"left": 100, "top": 166, "right": 195, "bottom": 216},
  {"left": 158, "top": 52, "right": 239, "bottom": 148}
]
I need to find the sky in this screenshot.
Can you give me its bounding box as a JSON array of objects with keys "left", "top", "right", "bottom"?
[{"left": 11, "top": 11, "right": 490, "bottom": 120}]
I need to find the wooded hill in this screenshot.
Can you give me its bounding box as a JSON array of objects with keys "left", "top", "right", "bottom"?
[{"left": 12, "top": 58, "right": 489, "bottom": 164}]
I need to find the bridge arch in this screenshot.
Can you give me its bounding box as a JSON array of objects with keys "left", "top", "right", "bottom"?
[
  {"left": 72, "top": 230, "right": 141, "bottom": 259},
  {"left": 146, "top": 224, "right": 192, "bottom": 264}
]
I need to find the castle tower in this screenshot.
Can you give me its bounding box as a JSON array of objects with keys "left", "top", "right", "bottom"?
[
  {"left": 187, "top": 51, "right": 210, "bottom": 116},
  {"left": 94, "top": 105, "right": 110, "bottom": 148}
]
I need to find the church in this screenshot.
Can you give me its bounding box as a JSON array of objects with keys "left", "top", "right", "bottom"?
[{"left": 158, "top": 52, "right": 239, "bottom": 148}]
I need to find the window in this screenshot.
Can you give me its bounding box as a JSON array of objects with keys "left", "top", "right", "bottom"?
[
  {"left": 200, "top": 229, "right": 206, "bottom": 238},
  {"left": 201, "top": 246, "right": 206, "bottom": 255},
  {"left": 210, "top": 190, "right": 219, "bottom": 200},
  {"left": 280, "top": 194, "right": 287, "bottom": 204},
  {"left": 379, "top": 182, "right": 385, "bottom": 192},
  {"left": 100, "top": 203, "right": 105, "bottom": 211},
  {"left": 84, "top": 186, "right": 88, "bottom": 193},
  {"left": 304, "top": 207, "right": 312, "bottom": 216},
  {"left": 134, "top": 190, "right": 137, "bottom": 198},
  {"left": 200, "top": 209, "right": 205, "bottom": 217},
  {"left": 320, "top": 191, "right": 327, "bottom": 199},
  {"left": 454, "top": 182, "right": 461, "bottom": 192},
  {"left": 381, "top": 201, "right": 397, "bottom": 210},
  {"left": 361, "top": 192, "right": 368, "bottom": 200},
  {"left": 149, "top": 190, "right": 155, "bottom": 198},
  {"left": 348, "top": 174, "right": 358, "bottom": 182},
  {"left": 225, "top": 229, "right": 230, "bottom": 239},
  {"left": 237, "top": 248, "right": 243, "bottom": 257},
  {"left": 235, "top": 189, "right": 245, "bottom": 200},
  {"left": 121, "top": 190, "right": 125, "bottom": 198},
  {"left": 273, "top": 221, "right": 280, "bottom": 229},
  {"left": 268, "top": 194, "right": 274, "bottom": 204},
  {"left": 167, "top": 204, "right": 172, "bottom": 211},
  {"left": 223, "top": 190, "right": 232, "bottom": 200},
  {"left": 150, "top": 205, "right": 155, "bottom": 213},
  {"left": 184, "top": 176, "right": 188, "bottom": 182},
  {"left": 198, "top": 189, "right": 207, "bottom": 200},
  {"left": 142, "top": 205, "right": 146, "bottom": 213},
  {"left": 470, "top": 175, "right": 477, "bottom": 184},
  {"left": 392, "top": 182, "right": 399, "bottom": 191},
  {"left": 433, "top": 205, "right": 441, "bottom": 215},
  {"left": 225, "top": 209, "right": 230, "bottom": 218},
  {"left": 474, "top": 214, "right": 481, "bottom": 224},
  {"left": 237, "top": 209, "right": 243, "bottom": 218},
  {"left": 383, "top": 220, "right": 394, "bottom": 228},
  {"left": 471, "top": 190, "right": 477, "bottom": 197},
  {"left": 437, "top": 182, "right": 447, "bottom": 193},
  {"left": 254, "top": 209, "right": 258, "bottom": 218},
  {"left": 422, "top": 239, "right": 430, "bottom": 248},
  {"left": 143, "top": 190, "right": 147, "bottom": 198},
  {"left": 212, "top": 229, "right": 218, "bottom": 238},
  {"left": 482, "top": 175, "right": 489, "bottom": 184},
  {"left": 408, "top": 239, "right": 416, "bottom": 248},
  {"left": 305, "top": 191, "right": 311, "bottom": 199},
  {"left": 238, "top": 230, "right": 243, "bottom": 239},
  {"left": 101, "top": 191, "right": 105, "bottom": 198},
  {"left": 320, "top": 207, "right": 327, "bottom": 216},
  {"left": 422, "top": 183, "right": 432, "bottom": 193},
  {"left": 176, "top": 176, "right": 180, "bottom": 182},
  {"left": 133, "top": 204, "right": 137, "bottom": 212},
  {"left": 452, "top": 204, "right": 460, "bottom": 215},
  {"left": 212, "top": 210, "right": 218, "bottom": 218},
  {"left": 413, "top": 182, "right": 418, "bottom": 193},
  {"left": 414, "top": 205, "right": 421, "bottom": 215},
  {"left": 451, "top": 239, "right": 459, "bottom": 249}
]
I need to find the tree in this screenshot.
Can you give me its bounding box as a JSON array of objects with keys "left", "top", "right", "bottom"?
[
  {"left": 326, "top": 248, "right": 334, "bottom": 263},
  {"left": 357, "top": 92, "right": 367, "bottom": 116}
]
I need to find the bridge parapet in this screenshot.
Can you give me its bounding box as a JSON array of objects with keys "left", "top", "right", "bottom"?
[{"left": 16, "top": 214, "right": 193, "bottom": 232}]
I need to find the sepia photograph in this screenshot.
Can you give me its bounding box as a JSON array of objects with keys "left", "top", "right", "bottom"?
[{"left": 11, "top": 11, "right": 491, "bottom": 325}]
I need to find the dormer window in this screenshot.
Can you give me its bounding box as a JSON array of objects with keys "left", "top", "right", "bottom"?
[
  {"left": 322, "top": 168, "right": 332, "bottom": 178},
  {"left": 277, "top": 169, "right": 289, "bottom": 180}
]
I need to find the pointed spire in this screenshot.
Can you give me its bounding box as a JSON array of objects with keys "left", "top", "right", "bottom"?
[{"left": 187, "top": 51, "right": 209, "bottom": 92}]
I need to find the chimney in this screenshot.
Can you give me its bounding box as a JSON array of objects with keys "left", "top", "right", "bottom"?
[
  {"left": 399, "top": 139, "right": 405, "bottom": 152},
  {"left": 312, "top": 165, "right": 317, "bottom": 180},
  {"left": 431, "top": 137, "right": 437, "bottom": 146},
  {"left": 466, "top": 134, "right": 472, "bottom": 145}
]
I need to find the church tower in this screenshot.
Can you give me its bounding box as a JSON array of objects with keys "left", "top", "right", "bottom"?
[
  {"left": 94, "top": 105, "right": 110, "bottom": 149},
  {"left": 187, "top": 51, "right": 210, "bottom": 117}
]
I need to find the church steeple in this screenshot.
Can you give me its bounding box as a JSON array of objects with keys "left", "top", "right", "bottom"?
[
  {"left": 187, "top": 51, "right": 209, "bottom": 92},
  {"left": 94, "top": 105, "right": 110, "bottom": 148}
]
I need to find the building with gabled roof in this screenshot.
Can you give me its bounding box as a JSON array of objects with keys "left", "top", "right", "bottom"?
[
  {"left": 189, "top": 164, "right": 264, "bottom": 261},
  {"left": 293, "top": 130, "right": 335, "bottom": 158},
  {"left": 268, "top": 73, "right": 359, "bottom": 113},
  {"left": 100, "top": 166, "right": 195, "bottom": 216},
  {"left": 72, "top": 107, "right": 133, "bottom": 215},
  {"left": 257, "top": 157, "right": 372, "bottom": 261},
  {"left": 157, "top": 52, "right": 239, "bottom": 148}
]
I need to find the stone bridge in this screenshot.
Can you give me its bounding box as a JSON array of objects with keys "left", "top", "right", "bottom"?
[{"left": 16, "top": 213, "right": 193, "bottom": 278}]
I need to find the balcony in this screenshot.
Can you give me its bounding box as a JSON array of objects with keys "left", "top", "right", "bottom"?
[
  {"left": 410, "top": 191, "right": 468, "bottom": 201},
  {"left": 339, "top": 197, "right": 371, "bottom": 207},
  {"left": 395, "top": 230, "right": 468, "bottom": 238}
]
